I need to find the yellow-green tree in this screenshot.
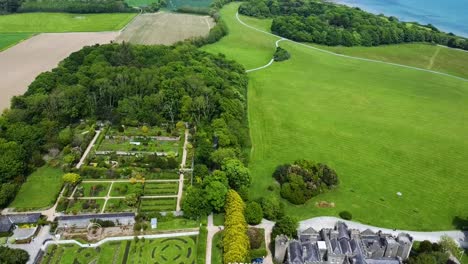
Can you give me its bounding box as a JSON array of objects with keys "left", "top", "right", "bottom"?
[
  {"left": 223, "top": 190, "right": 250, "bottom": 264},
  {"left": 62, "top": 173, "right": 81, "bottom": 185}
]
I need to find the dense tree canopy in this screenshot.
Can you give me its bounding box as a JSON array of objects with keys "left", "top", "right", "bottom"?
[
  {"left": 274, "top": 160, "right": 338, "bottom": 204},
  {"left": 239, "top": 0, "right": 468, "bottom": 51},
  {"left": 0, "top": 247, "right": 29, "bottom": 264}
]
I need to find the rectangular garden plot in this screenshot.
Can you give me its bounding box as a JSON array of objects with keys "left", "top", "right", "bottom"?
[
  {"left": 110, "top": 182, "right": 143, "bottom": 197},
  {"left": 65, "top": 199, "right": 104, "bottom": 214},
  {"left": 74, "top": 182, "right": 111, "bottom": 198},
  {"left": 97, "top": 137, "right": 181, "bottom": 154},
  {"left": 143, "top": 182, "right": 179, "bottom": 196},
  {"left": 139, "top": 198, "right": 177, "bottom": 212},
  {"left": 104, "top": 198, "right": 135, "bottom": 213}
]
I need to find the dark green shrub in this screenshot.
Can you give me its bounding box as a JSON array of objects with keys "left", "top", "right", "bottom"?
[
  {"left": 339, "top": 211, "right": 352, "bottom": 220},
  {"left": 245, "top": 202, "right": 263, "bottom": 225},
  {"left": 250, "top": 248, "right": 267, "bottom": 259},
  {"left": 273, "top": 47, "right": 290, "bottom": 62}
]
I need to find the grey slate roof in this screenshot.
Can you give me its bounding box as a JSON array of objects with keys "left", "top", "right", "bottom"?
[
  {"left": 302, "top": 242, "right": 320, "bottom": 262},
  {"left": 338, "top": 222, "right": 350, "bottom": 240},
  {"left": 289, "top": 240, "right": 303, "bottom": 263},
  {"left": 7, "top": 213, "right": 41, "bottom": 224},
  {"left": 0, "top": 216, "right": 12, "bottom": 233},
  {"left": 0, "top": 213, "right": 41, "bottom": 233}
]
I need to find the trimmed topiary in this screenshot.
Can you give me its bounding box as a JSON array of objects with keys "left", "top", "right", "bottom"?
[{"left": 339, "top": 211, "right": 352, "bottom": 220}]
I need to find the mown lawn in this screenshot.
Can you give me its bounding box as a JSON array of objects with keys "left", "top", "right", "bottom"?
[
  {"left": 9, "top": 166, "right": 63, "bottom": 210},
  {"left": 212, "top": 231, "right": 223, "bottom": 264},
  {"left": 0, "top": 13, "right": 136, "bottom": 33},
  {"left": 203, "top": 3, "right": 468, "bottom": 230},
  {"left": 125, "top": 0, "right": 158, "bottom": 7},
  {"left": 312, "top": 43, "right": 468, "bottom": 80},
  {"left": 0, "top": 33, "right": 32, "bottom": 51}
]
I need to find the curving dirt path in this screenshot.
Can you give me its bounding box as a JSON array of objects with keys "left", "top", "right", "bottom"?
[
  {"left": 237, "top": 12, "right": 468, "bottom": 82},
  {"left": 246, "top": 38, "right": 285, "bottom": 73}
]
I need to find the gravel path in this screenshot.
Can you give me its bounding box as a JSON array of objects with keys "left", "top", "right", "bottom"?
[
  {"left": 176, "top": 127, "right": 189, "bottom": 212},
  {"left": 76, "top": 130, "right": 101, "bottom": 169},
  {"left": 246, "top": 38, "right": 285, "bottom": 73}
]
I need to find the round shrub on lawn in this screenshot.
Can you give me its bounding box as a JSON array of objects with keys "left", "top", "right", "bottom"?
[
  {"left": 245, "top": 201, "right": 263, "bottom": 225},
  {"left": 339, "top": 211, "right": 352, "bottom": 220}
]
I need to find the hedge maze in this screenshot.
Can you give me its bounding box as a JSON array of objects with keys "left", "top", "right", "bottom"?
[{"left": 41, "top": 236, "right": 197, "bottom": 264}]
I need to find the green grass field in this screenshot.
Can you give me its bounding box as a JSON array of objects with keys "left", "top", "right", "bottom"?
[
  {"left": 240, "top": 16, "right": 468, "bottom": 79},
  {"left": 9, "top": 166, "right": 63, "bottom": 210},
  {"left": 212, "top": 231, "right": 223, "bottom": 264},
  {"left": 312, "top": 44, "right": 468, "bottom": 80},
  {"left": 41, "top": 236, "right": 197, "bottom": 264},
  {"left": 125, "top": 0, "right": 158, "bottom": 7},
  {"left": 0, "top": 13, "right": 136, "bottom": 33},
  {"left": 203, "top": 3, "right": 468, "bottom": 230},
  {"left": 139, "top": 197, "right": 177, "bottom": 212},
  {"left": 143, "top": 182, "right": 179, "bottom": 195},
  {"left": 0, "top": 33, "right": 33, "bottom": 51}
]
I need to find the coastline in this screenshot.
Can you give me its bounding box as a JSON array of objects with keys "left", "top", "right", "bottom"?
[{"left": 327, "top": 0, "right": 467, "bottom": 38}]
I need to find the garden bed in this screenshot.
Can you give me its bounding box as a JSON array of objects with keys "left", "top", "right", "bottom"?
[
  {"left": 139, "top": 198, "right": 177, "bottom": 212},
  {"left": 110, "top": 182, "right": 143, "bottom": 197},
  {"left": 65, "top": 199, "right": 105, "bottom": 214},
  {"left": 74, "top": 182, "right": 111, "bottom": 197}
]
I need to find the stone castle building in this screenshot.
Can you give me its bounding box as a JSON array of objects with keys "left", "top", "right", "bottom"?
[{"left": 275, "top": 222, "right": 413, "bottom": 264}]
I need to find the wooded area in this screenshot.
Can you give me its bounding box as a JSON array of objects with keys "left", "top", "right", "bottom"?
[
  {"left": 0, "top": 43, "right": 248, "bottom": 208},
  {"left": 239, "top": 0, "right": 468, "bottom": 51}
]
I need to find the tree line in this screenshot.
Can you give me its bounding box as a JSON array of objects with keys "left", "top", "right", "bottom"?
[
  {"left": 1, "top": 0, "right": 135, "bottom": 14},
  {"left": 239, "top": 0, "right": 468, "bottom": 51}
]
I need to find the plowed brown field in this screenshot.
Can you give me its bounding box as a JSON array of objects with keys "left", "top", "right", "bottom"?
[{"left": 0, "top": 32, "right": 118, "bottom": 111}]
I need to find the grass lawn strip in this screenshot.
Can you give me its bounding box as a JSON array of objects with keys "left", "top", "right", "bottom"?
[
  {"left": 203, "top": 3, "right": 468, "bottom": 230},
  {"left": 211, "top": 231, "right": 223, "bottom": 264},
  {"left": 97, "top": 137, "right": 180, "bottom": 153},
  {"left": 0, "top": 33, "right": 33, "bottom": 51},
  {"left": 140, "top": 198, "right": 177, "bottom": 212},
  {"left": 9, "top": 165, "right": 63, "bottom": 210},
  {"left": 0, "top": 13, "right": 137, "bottom": 33},
  {"left": 144, "top": 182, "right": 179, "bottom": 196}
]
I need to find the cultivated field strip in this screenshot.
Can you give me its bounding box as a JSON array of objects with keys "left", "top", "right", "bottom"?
[{"left": 116, "top": 12, "right": 214, "bottom": 45}]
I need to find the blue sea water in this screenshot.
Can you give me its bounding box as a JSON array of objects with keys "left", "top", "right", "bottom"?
[{"left": 332, "top": 0, "right": 468, "bottom": 37}]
